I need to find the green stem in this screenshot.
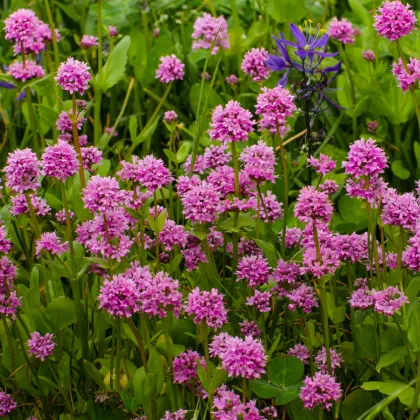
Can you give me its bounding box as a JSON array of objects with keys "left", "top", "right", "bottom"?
[
  {"left": 2, "top": 318, "right": 15, "bottom": 377},
  {"left": 25, "top": 194, "right": 41, "bottom": 237},
  {"left": 44, "top": 0, "right": 60, "bottom": 68},
  {"left": 276, "top": 124, "right": 288, "bottom": 258},
  {"left": 203, "top": 324, "right": 214, "bottom": 419},
  {"left": 110, "top": 324, "right": 115, "bottom": 390},
  {"left": 25, "top": 87, "right": 40, "bottom": 152},
  {"left": 115, "top": 317, "right": 121, "bottom": 391},
  {"left": 231, "top": 142, "right": 240, "bottom": 275},
  {"left": 127, "top": 318, "right": 149, "bottom": 371},
  {"left": 97, "top": 0, "right": 103, "bottom": 77},
  {"left": 61, "top": 182, "right": 75, "bottom": 276},
  {"left": 397, "top": 226, "right": 407, "bottom": 325},
  {"left": 163, "top": 316, "right": 174, "bottom": 376},
  {"left": 72, "top": 94, "right": 86, "bottom": 188},
  {"left": 409, "top": 358, "right": 420, "bottom": 420},
  {"left": 154, "top": 192, "right": 160, "bottom": 270}
]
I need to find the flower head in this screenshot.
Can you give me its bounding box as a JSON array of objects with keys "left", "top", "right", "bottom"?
[
  {"left": 35, "top": 232, "right": 69, "bottom": 258},
  {"left": 82, "top": 176, "right": 125, "bottom": 213},
  {"left": 246, "top": 290, "right": 271, "bottom": 312},
  {"left": 209, "top": 100, "right": 255, "bottom": 144},
  {"left": 239, "top": 319, "right": 261, "bottom": 338},
  {"left": 295, "top": 186, "right": 333, "bottom": 223},
  {"left": 287, "top": 284, "right": 319, "bottom": 312},
  {"left": 0, "top": 392, "right": 17, "bottom": 417},
  {"left": 192, "top": 13, "right": 230, "bottom": 55},
  {"left": 163, "top": 110, "right": 178, "bottom": 123},
  {"left": 314, "top": 347, "right": 343, "bottom": 374},
  {"left": 56, "top": 57, "right": 91, "bottom": 95},
  {"left": 363, "top": 50, "right": 376, "bottom": 61},
  {"left": 9, "top": 60, "right": 45, "bottom": 82},
  {"left": 41, "top": 140, "right": 79, "bottom": 181},
  {"left": 226, "top": 74, "right": 239, "bottom": 85},
  {"left": 135, "top": 155, "right": 173, "bottom": 191},
  {"left": 0, "top": 257, "right": 16, "bottom": 294},
  {"left": 109, "top": 26, "right": 118, "bottom": 37},
  {"left": 374, "top": 0, "right": 416, "bottom": 41},
  {"left": 372, "top": 286, "right": 408, "bottom": 317},
  {"left": 5, "top": 148, "right": 40, "bottom": 193},
  {"left": 156, "top": 55, "right": 185, "bottom": 83},
  {"left": 185, "top": 287, "right": 228, "bottom": 329},
  {"left": 236, "top": 254, "right": 270, "bottom": 288},
  {"left": 300, "top": 372, "right": 342, "bottom": 411},
  {"left": 240, "top": 140, "right": 276, "bottom": 183},
  {"left": 162, "top": 409, "right": 188, "bottom": 420},
  {"left": 80, "top": 34, "right": 99, "bottom": 49},
  {"left": 27, "top": 332, "right": 56, "bottom": 361},
  {"left": 288, "top": 344, "right": 310, "bottom": 364},
  {"left": 328, "top": 18, "right": 357, "bottom": 44},
  {"left": 173, "top": 350, "right": 206, "bottom": 385},
  {"left": 98, "top": 274, "right": 140, "bottom": 317},
  {"left": 308, "top": 154, "right": 336, "bottom": 175},
  {"left": 81, "top": 146, "right": 102, "bottom": 173},
  {"left": 241, "top": 48, "right": 270, "bottom": 81}
]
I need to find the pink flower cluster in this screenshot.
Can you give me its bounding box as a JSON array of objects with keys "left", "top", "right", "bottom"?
[
  {"left": 241, "top": 48, "right": 270, "bottom": 81},
  {"left": 27, "top": 332, "right": 56, "bottom": 361},
  {"left": 156, "top": 55, "right": 185, "bottom": 83},
  {"left": 56, "top": 57, "right": 91, "bottom": 95},
  {"left": 392, "top": 57, "right": 420, "bottom": 92},
  {"left": 192, "top": 13, "right": 230, "bottom": 55},
  {"left": 9, "top": 60, "right": 45, "bottom": 82},
  {"left": 328, "top": 17, "right": 358, "bottom": 44}
]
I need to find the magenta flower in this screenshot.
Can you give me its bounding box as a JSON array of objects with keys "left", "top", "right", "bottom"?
[
  {"left": 173, "top": 350, "right": 206, "bottom": 385},
  {"left": 278, "top": 227, "right": 302, "bottom": 248},
  {"left": 0, "top": 256, "right": 16, "bottom": 295},
  {"left": 287, "top": 284, "right": 319, "bottom": 313},
  {"left": 382, "top": 190, "right": 420, "bottom": 230},
  {"left": 98, "top": 274, "right": 140, "bottom": 318},
  {"left": 392, "top": 57, "right": 420, "bottom": 91},
  {"left": 181, "top": 181, "right": 220, "bottom": 224},
  {"left": 4, "top": 9, "right": 41, "bottom": 48},
  {"left": 0, "top": 391, "right": 17, "bottom": 417},
  {"left": 56, "top": 209, "right": 74, "bottom": 224},
  {"left": 372, "top": 286, "right": 408, "bottom": 317},
  {"left": 35, "top": 232, "right": 68, "bottom": 258},
  {"left": 240, "top": 140, "right": 276, "bottom": 183},
  {"left": 215, "top": 334, "right": 267, "bottom": 379},
  {"left": 307, "top": 154, "right": 336, "bottom": 175},
  {"left": 81, "top": 146, "right": 102, "bottom": 173},
  {"left": 134, "top": 155, "right": 173, "bottom": 191},
  {"left": 319, "top": 180, "right": 339, "bottom": 196},
  {"left": 314, "top": 347, "right": 343, "bottom": 374},
  {"left": 328, "top": 17, "right": 357, "bottom": 44},
  {"left": 182, "top": 244, "right": 208, "bottom": 271},
  {"left": 236, "top": 254, "right": 270, "bottom": 288},
  {"left": 82, "top": 176, "right": 125, "bottom": 213},
  {"left": 0, "top": 291, "right": 21, "bottom": 319},
  {"left": 209, "top": 100, "right": 255, "bottom": 144},
  {"left": 295, "top": 186, "right": 333, "bottom": 223},
  {"left": 163, "top": 110, "right": 178, "bottom": 123},
  {"left": 9, "top": 60, "right": 44, "bottom": 82},
  {"left": 80, "top": 34, "right": 99, "bottom": 49},
  {"left": 0, "top": 226, "right": 11, "bottom": 254},
  {"left": 255, "top": 86, "right": 296, "bottom": 133},
  {"left": 374, "top": 0, "right": 416, "bottom": 41},
  {"left": 156, "top": 55, "right": 185, "bottom": 83},
  {"left": 108, "top": 25, "right": 118, "bottom": 37},
  {"left": 10, "top": 194, "right": 50, "bottom": 217},
  {"left": 185, "top": 287, "right": 228, "bottom": 329},
  {"left": 272, "top": 259, "right": 300, "bottom": 285},
  {"left": 192, "top": 13, "right": 230, "bottom": 55},
  {"left": 258, "top": 191, "right": 283, "bottom": 222},
  {"left": 159, "top": 219, "right": 188, "bottom": 251},
  {"left": 139, "top": 271, "right": 182, "bottom": 318},
  {"left": 27, "top": 331, "right": 56, "bottom": 361},
  {"left": 56, "top": 57, "right": 91, "bottom": 95},
  {"left": 241, "top": 48, "right": 270, "bottom": 82},
  {"left": 56, "top": 110, "right": 85, "bottom": 132},
  {"left": 226, "top": 74, "right": 239, "bottom": 85},
  {"left": 203, "top": 145, "right": 231, "bottom": 169},
  {"left": 246, "top": 290, "right": 271, "bottom": 312},
  {"left": 349, "top": 288, "right": 374, "bottom": 310},
  {"left": 363, "top": 50, "right": 376, "bottom": 61},
  {"left": 5, "top": 148, "right": 40, "bottom": 193},
  {"left": 239, "top": 319, "right": 261, "bottom": 338},
  {"left": 367, "top": 120, "right": 379, "bottom": 132},
  {"left": 41, "top": 140, "right": 79, "bottom": 181},
  {"left": 300, "top": 372, "right": 342, "bottom": 411},
  {"left": 162, "top": 409, "right": 188, "bottom": 420},
  {"left": 403, "top": 226, "right": 420, "bottom": 272},
  {"left": 288, "top": 344, "right": 310, "bottom": 364}
]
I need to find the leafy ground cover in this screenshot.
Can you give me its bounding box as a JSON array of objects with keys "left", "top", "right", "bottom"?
[{"left": 1, "top": 0, "right": 420, "bottom": 419}]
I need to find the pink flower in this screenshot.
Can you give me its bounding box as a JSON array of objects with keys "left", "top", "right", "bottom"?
[
  {"left": 98, "top": 274, "right": 140, "bottom": 317},
  {"left": 81, "top": 146, "right": 102, "bottom": 173},
  {"left": 328, "top": 17, "right": 357, "bottom": 44},
  {"left": 382, "top": 190, "right": 420, "bottom": 230},
  {"left": 226, "top": 74, "right": 239, "bottom": 85},
  {"left": 392, "top": 57, "right": 420, "bottom": 91},
  {"left": 181, "top": 181, "right": 220, "bottom": 224},
  {"left": 255, "top": 86, "right": 296, "bottom": 133},
  {"left": 363, "top": 50, "right": 376, "bottom": 61},
  {"left": 349, "top": 288, "right": 374, "bottom": 310},
  {"left": 0, "top": 291, "right": 21, "bottom": 319},
  {"left": 288, "top": 344, "right": 310, "bottom": 364},
  {"left": 278, "top": 227, "right": 302, "bottom": 248},
  {"left": 5, "top": 148, "right": 40, "bottom": 193},
  {"left": 209, "top": 100, "right": 255, "bottom": 144},
  {"left": 163, "top": 110, "right": 178, "bottom": 123},
  {"left": 372, "top": 286, "right": 408, "bottom": 317},
  {"left": 56, "top": 209, "right": 74, "bottom": 224},
  {"left": 156, "top": 55, "right": 185, "bottom": 83},
  {"left": 173, "top": 350, "right": 206, "bottom": 384},
  {"left": 56, "top": 111, "right": 85, "bottom": 132},
  {"left": 237, "top": 254, "right": 270, "bottom": 288},
  {"left": 10, "top": 194, "right": 50, "bottom": 217},
  {"left": 162, "top": 409, "right": 188, "bottom": 420},
  {"left": 82, "top": 176, "right": 125, "bottom": 213},
  {"left": 295, "top": 186, "right": 333, "bottom": 223},
  {"left": 159, "top": 219, "right": 188, "bottom": 251},
  {"left": 240, "top": 140, "right": 276, "bottom": 183},
  {"left": 319, "top": 180, "right": 339, "bottom": 195},
  {"left": 239, "top": 319, "right": 261, "bottom": 338},
  {"left": 108, "top": 26, "right": 118, "bottom": 37},
  {"left": 300, "top": 372, "right": 342, "bottom": 411},
  {"left": 272, "top": 259, "right": 300, "bottom": 285},
  {"left": 307, "top": 154, "right": 336, "bottom": 175},
  {"left": 56, "top": 57, "right": 91, "bottom": 95},
  {"left": 0, "top": 256, "right": 16, "bottom": 294},
  {"left": 203, "top": 145, "right": 231, "bottom": 168},
  {"left": 27, "top": 332, "right": 55, "bottom": 361},
  {"left": 80, "top": 34, "right": 98, "bottom": 49},
  {"left": 192, "top": 13, "right": 230, "bottom": 55},
  {"left": 182, "top": 244, "right": 208, "bottom": 271},
  {"left": 41, "top": 140, "right": 79, "bottom": 181},
  {"left": 35, "top": 232, "right": 68, "bottom": 258},
  {"left": 185, "top": 287, "right": 228, "bottom": 329},
  {"left": 246, "top": 290, "right": 271, "bottom": 312},
  {"left": 287, "top": 284, "right": 319, "bottom": 313},
  {"left": 367, "top": 120, "right": 379, "bottom": 132},
  {"left": 0, "top": 226, "right": 11, "bottom": 254},
  {"left": 374, "top": 0, "right": 416, "bottom": 41},
  {"left": 134, "top": 155, "right": 173, "bottom": 191},
  {"left": 241, "top": 48, "right": 270, "bottom": 81},
  {"left": 314, "top": 347, "right": 343, "bottom": 374},
  {"left": 9, "top": 60, "right": 44, "bottom": 82},
  {"left": 0, "top": 392, "right": 17, "bottom": 417},
  {"left": 258, "top": 190, "right": 283, "bottom": 222}
]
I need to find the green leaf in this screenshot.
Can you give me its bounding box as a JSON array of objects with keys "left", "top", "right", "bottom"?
[
  {"left": 341, "top": 390, "right": 375, "bottom": 420},
  {"left": 83, "top": 361, "right": 105, "bottom": 388},
  {"left": 391, "top": 160, "right": 410, "bottom": 180},
  {"left": 96, "top": 36, "right": 131, "bottom": 91},
  {"left": 406, "top": 277, "right": 420, "bottom": 301},
  {"left": 134, "top": 116, "right": 159, "bottom": 147},
  {"left": 408, "top": 306, "right": 420, "bottom": 354},
  {"left": 45, "top": 296, "right": 77, "bottom": 330},
  {"left": 250, "top": 379, "right": 282, "bottom": 399},
  {"left": 267, "top": 0, "right": 307, "bottom": 22},
  {"left": 348, "top": 0, "right": 371, "bottom": 26},
  {"left": 275, "top": 383, "right": 302, "bottom": 405},
  {"left": 376, "top": 346, "right": 407, "bottom": 372},
  {"left": 144, "top": 373, "right": 157, "bottom": 399},
  {"left": 253, "top": 239, "right": 278, "bottom": 266},
  {"left": 129, "top": 116, "right": 137, "bottom": 143},
  {"left": 176, "top": 142, "right": 192, "bottom": 164},
  {"left": 333, "top": 306, "right": 347, "bottom": 324},
  {"left": 133, "top": 367, "right": 146, "bottom": 407},
  {"left": 197, "top": 363, "right": 209, "bottom": 392},
  {"left": 268, "top": 357, "right": 304, "bottom": 387},
  {"left": 189, "top": 83, "right": 223, "bottom": 117}
]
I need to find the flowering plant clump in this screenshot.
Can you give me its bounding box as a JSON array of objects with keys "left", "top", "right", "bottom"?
[{"left": 1, "top": 1, "right": 420, "bottom": 419}]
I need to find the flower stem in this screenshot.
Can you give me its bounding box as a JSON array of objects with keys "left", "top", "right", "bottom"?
[
  {"left": 162, "top": 316, "right": 173, "bottom": 376},
  {"left": 72, "top": 94, "right": 86, "bottom": 188},
  {"left": 110, "top": 323, "right": 115, "bottom": 390},
  {"left": 115, "top": 317, "right": 121, "bottom": 391},
  {"left": 153, "top": 191, "right": 160, "bottom": 270},
  {"left": 409, "top": 358, "right": 420, "bottom": 420},
  {"left": 127, "top": 318, "right": 148, "bottom": 371},
  {"left": 25, "top": 87, "right": 40, "bottom": 153},
  {"left": 203, "top": 324, "right": 214, "bottom": 419},
  {"left": 44, "top": 0, "right": 60, "bottom": 68},
  {"left": 231, "top": 142, "right": 240, "bottom": 275},
  {"left": 25, "top": 194, "right": 41, "bottom": 238},
  {"left": 61, "top": 182, "right": 75, "bottom": 276},
  {"left": 2, "top": 318, "right": 15, "bottom": 377}
]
